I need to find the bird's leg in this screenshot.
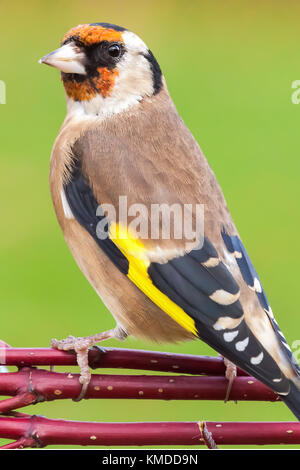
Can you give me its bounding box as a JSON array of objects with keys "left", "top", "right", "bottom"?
[
  {"left": 221, "top": 356, "right": 237, "bottom": 403},
  {"left": 51, "top": 326, "right": 127, "bottom": 401}
]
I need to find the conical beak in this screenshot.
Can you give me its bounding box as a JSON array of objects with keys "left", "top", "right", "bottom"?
[{"left": 39, "top": 42, "right": 86, "bottom": 75}]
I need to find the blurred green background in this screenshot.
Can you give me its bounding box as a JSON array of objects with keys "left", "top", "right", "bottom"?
[{"left": 1, "top": 0, "right": 300, "bottom": 449}]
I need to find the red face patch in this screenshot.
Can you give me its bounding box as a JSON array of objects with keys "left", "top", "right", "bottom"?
[
  {"left": 62, "top": 67, "right": 119, "bottom": 101},
  {"left": 62, "top": 24, "right": 123, "bottom": 46}
]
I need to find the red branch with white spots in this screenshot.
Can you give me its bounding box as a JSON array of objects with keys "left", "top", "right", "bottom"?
[{"left": 0, "top": 346, "right": 299, "bottom": 449}]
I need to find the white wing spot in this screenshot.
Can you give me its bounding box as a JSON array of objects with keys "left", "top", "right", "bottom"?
[
  {"left": 253, "top": 278, "right": 262, "bottom": 293},
  {"left": 223, "top": 331, "right": 239, "bottom": 342},
  {"left": 250, "top": 352, "right": 264, "bottom": 365},
  {"left": 213, "top": 322, "right": 225, "bottom": 331},
  {"left": 209, "top": 289, "right": 240, "bottom": 305},
  {"left": 60, "top": 189, "right": 74, "bottom": 219},
  {"left": 202, "top": 257, "right": 219, "bottom": 267},
  {"left": 235, "top": 337, "right": 249, "bottom": 351},
  {"left": 249, "top": 277, "right": 262, "bottom": 293}
]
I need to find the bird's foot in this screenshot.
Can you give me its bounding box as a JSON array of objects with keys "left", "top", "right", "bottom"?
[
  {"left": 51, "top": 326, "right": 127, "bottom": 401},
  {"left": 221, "top": 356, "right": 237, "bottom": 403}
]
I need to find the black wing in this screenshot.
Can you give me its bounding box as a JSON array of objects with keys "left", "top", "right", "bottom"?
[{"left": 148, "top": 237, "right": 291, "bottom": 394}]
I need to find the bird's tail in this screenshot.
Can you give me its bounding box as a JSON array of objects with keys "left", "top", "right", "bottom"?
[{"left": 281, "top": 381, "right": 300, "bottom": 421}]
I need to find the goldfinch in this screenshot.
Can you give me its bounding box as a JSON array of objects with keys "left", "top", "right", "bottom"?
[{"left": 40, "top": 23, "right": 300, "bottom": 417}]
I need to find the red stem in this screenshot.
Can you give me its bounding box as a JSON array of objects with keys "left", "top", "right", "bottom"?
[
  {"left": 0, "top": 393, "right": 36, "bottom": 414},
  {"left": 0, "top": 368, "right": 278, "bottom": 409},
  {"left": 0, "top": 437, "right": 36, "bottom": 449},
  {"left": 0, "top": 347, "right": 247, "bottom": 376},
  {"left": 0, "top": 416, "right": 299, "bottom": 447}
]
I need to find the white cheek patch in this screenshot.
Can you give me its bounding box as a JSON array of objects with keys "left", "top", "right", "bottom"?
[{"left": 60, "top": 189, "right": 74, "bottom": 219}]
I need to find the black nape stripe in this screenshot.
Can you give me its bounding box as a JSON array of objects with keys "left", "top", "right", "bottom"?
[
  {"left": 143, "top": 50, "right": 163, "bottom": 95},
  {"left": 90, "top": 22, "right": 127, "bottom": 32}
]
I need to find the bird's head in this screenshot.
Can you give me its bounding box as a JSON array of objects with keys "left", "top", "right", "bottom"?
[{"left": 40, "top": 23, "right": 163, "bottom": 116}]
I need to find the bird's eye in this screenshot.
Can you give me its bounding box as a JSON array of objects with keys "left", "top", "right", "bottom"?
[{"left": 108, "top": 44, "right": 121, "bottom": 58}]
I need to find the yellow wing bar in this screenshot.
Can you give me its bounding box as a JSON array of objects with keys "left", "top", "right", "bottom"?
[{"left": 109, "top": 222, "right": 197, "bottom": 335}]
